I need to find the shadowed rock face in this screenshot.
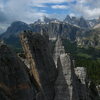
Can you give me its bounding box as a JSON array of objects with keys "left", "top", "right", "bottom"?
[
  {"left": 0, "top": 30, "right": 99, "bottom": 100},
  {"left": 0, "top": 43, "right": 37, "bottom": 100},
  {"left": 20, "top": 31, "right": 57, "bottom": 100}
]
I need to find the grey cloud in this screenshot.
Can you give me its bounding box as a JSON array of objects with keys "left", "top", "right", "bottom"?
[{"left": 0, "top": 10, "right": 7, "bottom": 23}]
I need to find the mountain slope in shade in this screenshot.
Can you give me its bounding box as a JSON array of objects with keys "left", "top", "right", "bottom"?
[
  {"left": 0, "top": 43, "right": 37, "bottom": 100},
  {"left": 0, "top": 21, "right": 32, "bottom": 39},
  {"left": 0, "top": 21, "right": 33, "bottom": 51}
]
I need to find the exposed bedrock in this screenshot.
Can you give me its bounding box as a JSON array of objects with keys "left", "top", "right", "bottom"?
[
  {"left": 53, "top": 37, "right": 100, "bottom": 100},
  {"left": 0, "top": 43, "right": 36, "bottom": 100},
  {"left": 20, "top": 31, "right": 57, "bottom": 100},
  {"left": 0, "top": 30, "right": 99, "bottom": 100}
]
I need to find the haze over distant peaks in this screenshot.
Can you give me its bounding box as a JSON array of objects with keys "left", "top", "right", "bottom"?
[
  {"left": 0, "top": 15, "right": 100, "bottom": 48},
  {"left": 0, "top": 21, "right": 32, "bottom": 39}
]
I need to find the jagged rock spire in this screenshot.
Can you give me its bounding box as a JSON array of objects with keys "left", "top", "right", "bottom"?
[
  {"left": 20, "top": 31, "right": 57, "bottom": 100},
  {"left": 53, "top": 37, "right": 100, "bottom": 100},
  {"left": 53, "top": 36, "right": 65, "bottom": 67}
]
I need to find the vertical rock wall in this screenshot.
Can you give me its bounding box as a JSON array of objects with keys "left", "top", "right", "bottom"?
[{"left": 20, "top": 31, "right": 57, "bottom": 100}]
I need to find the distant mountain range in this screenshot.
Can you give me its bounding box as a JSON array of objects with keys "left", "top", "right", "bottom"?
[
  {"left": 0, "top": 21, "right": 32, "bottom": 39},
  {"left": 34, "top": 15, "right": 100, "bottom": 29},
  {"left": 0, "top": 15, "right": 100, "bottom": 49},
  {"left": 64, "top": 15, "right": 100, "bottom": 29},
  {"left": 34, "top": 16, "right": 60, "bottom": 24}
]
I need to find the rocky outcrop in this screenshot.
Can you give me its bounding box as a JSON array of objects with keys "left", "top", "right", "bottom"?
[
  {"left": 53, "top": 38, "right": 71, "bottom": 100},
  {"left": 20, "top": 31, "right": 57, "bottom": 100},
  {"left": 0, "top": 43, "right": 37, "bottom": 100},
  {"left": 74, "top": 67, "right": 87, "bottom": 84},
  {"left": 53, "top": 37, "right": 100, "bottom": 100},
  {"left": 53, "top": 37, "right": 78, "bottom": 100},
  {"left": 53, "top": 37, "right": 65, "bottom": 67},
  {"left": 96, "top": 85, "right": 100, "bottom": 96},
  {"left": 0, "top": 30, "right": 99, "bottom": 100}
]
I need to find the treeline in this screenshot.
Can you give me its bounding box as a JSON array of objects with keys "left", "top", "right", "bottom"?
[{"left": 75, "top": 58, "right": 100, "bottom": 84}]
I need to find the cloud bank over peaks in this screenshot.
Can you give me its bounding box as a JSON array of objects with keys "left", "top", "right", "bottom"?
[{"left": 0, "top": 0, "right": 100, "bottom": 31}]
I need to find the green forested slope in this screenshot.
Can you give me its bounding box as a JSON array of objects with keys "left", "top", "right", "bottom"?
[{"left": 62, "top": 39, "right": 100, "bottom": 85}]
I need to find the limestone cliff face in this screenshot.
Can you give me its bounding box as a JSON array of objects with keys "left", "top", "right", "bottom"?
[
  {"left": 53, "top": 37, "right": 65, "bottom": 67},
  {"left": 74, "top": 67, "right": 87, "bottom": 85},
  {"left": 0, "top": 43, "right": 36, "bottom": 100},
  {"left": 54, "top": 56, "right": 70, "bottom": 100},
  {"left": 53, "top": 38, "right": 76, "bottom": 100},
  {"left": 20, "top": 31, "right": 57, "bottom": 100},
  {"left": 53, "top": 37, "right": 100, "bottom": 100}
]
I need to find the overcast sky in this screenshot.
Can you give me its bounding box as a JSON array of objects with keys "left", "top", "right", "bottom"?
[{"left": 0, "top": 0, "right": 100, "bottom": 31}]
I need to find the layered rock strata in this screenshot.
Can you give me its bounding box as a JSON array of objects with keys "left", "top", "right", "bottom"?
[{"left": 53, "top": 37, "right": 79, "bottom": 100}]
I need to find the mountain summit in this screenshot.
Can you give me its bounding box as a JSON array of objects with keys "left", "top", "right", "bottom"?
[
  {"left": 64, "top": 15, "right": 90, "bottom": 28},
  {"left": 0, "top": 21, "right": 32, "bottom": 39}
]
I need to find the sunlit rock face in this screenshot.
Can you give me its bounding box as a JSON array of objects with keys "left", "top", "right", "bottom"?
[
  {"left": 20, "top": 31, "right": 57, "bottom": 100},
  {"left": 0, "top": 43, "right": 36, "bottom": 100},
  {"left": 74, "top": 67, "right": 87, "bottom": 85},
  {"left": 54, "top": 54, "right": 70, "bottom": 100},
  {"left": 53, "top": 37, "right": 100, "bottom": 100},
  {"left": 53, "top": 38, "right": 79, "bottom": 100}
]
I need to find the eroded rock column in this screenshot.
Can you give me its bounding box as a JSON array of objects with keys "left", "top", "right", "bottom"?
[{"left": 20, "top": 31, "right": 57, "bottom": 100}]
